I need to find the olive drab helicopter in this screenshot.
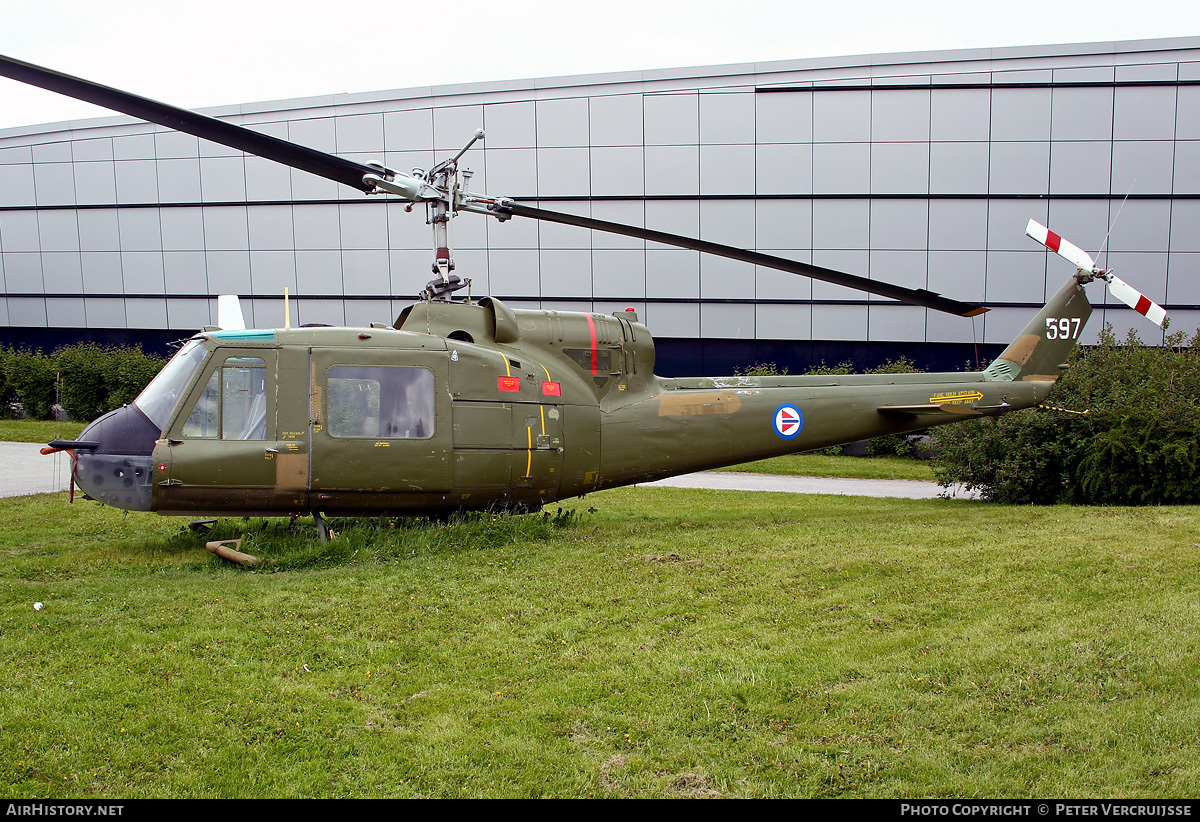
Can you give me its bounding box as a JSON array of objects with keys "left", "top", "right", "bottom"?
[{"left": 1, "top": 54, "right": 1167, "bottom": 541}]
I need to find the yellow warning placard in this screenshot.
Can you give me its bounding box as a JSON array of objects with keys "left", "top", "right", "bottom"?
[{"left": 930, "top": 390, "right": 984, "bottom": 405}]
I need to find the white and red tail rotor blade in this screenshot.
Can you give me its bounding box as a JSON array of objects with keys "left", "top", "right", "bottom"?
[
  {"left": 1026, "top": 219, "right": 1098, "bottom": 273},
  {"left": 1026, "top": 218, "right": 1166, "bottom": 328},
  {"left": 1106, "top": 273, "right": 1167, "bottom": 327}
]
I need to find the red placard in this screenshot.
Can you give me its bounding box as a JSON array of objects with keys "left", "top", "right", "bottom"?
[
  {"left": 498, "top": 375, "right": 521, "bottom": 392},
  {"left": 542, "top": 381, "right": 561, "bottom": 396}
]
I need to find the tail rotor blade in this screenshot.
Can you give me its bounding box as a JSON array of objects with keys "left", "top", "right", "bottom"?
[
  {"left": 1025, "top": 219, "right": 1098, "bottom": 273},
  {"left": 1106, "top": 273, "right": 1167, "bottom": 327},
  {"left": 1026, "top": 218, "right": 1166, "bottom": 327}
]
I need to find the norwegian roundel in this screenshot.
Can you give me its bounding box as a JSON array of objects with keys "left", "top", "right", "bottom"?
[{"left": 773, "top": 403, "right": 804, "bottom": 440}]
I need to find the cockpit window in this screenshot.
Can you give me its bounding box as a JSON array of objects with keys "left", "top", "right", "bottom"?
[
  {"left": 222, "top": 358, "right": 268, "bottom": 440},
  {"left": 134, "top": 340, "right": 208, "bottom": 431},
  {"left": 182, "top": 371, "right": 220, "bottom": 438},
  {"left": 181, "top": 357, "right": 268, "bottom": 440}
]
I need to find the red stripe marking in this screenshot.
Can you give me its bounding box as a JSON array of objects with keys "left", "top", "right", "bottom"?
[
  {"left": 1045, "top": 230, "right": 1062, "bottom": 253},
  {"left": 1135, "top": 295, "right": 1153, "bottom": 316},
  {"left": 585, "top": 313, "right": 598, "bottom": 374}
]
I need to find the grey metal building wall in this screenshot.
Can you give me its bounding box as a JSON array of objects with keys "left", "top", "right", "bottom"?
[{"left": 1, "top": 37, "right": 1198, "bottom": 370}]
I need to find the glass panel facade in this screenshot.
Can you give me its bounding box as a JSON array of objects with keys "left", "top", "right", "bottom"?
[{"left": 3, "top": 38, "right": 1198, "bottom": 362}]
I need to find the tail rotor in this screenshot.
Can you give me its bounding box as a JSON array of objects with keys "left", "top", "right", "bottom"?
[{"left": 1025, "top": 219, "right": 1166, "bottom": 328}]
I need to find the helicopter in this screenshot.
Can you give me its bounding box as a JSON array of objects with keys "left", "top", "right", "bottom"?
[{"left": 0, "top": 53, "right": 1167, "bottom": 541}]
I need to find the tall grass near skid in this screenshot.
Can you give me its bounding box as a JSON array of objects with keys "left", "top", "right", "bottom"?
[{"left": 2, "top": 489, "right": 1198, "bottom": 797}]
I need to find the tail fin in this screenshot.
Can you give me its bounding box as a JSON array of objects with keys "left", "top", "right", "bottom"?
[
  {"left": 983, "top": 276, "right": 1092, "bottom": 382},
  {"left": 217, "top": 294, "right": 246, "bottom": 330}
]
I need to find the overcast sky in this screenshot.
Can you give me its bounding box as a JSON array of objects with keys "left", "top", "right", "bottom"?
[{"left": 0, "top": 0, "right": 1197, "bottom": 130}]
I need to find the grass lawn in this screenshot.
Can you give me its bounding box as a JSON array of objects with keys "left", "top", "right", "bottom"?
[
  {"left": 2, "top": 488, "right": 1198, "bottom": 797},
  {"left": 0, "top": 419, "right": 86, "bottom": 443}
]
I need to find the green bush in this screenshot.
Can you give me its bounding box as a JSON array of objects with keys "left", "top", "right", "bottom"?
[
  {"left": 55, "top": 342, "right": 110, "bottom": 421},
  {"left": 930, "top": 324, "right": 1200, "bottom": 504},
  {"left": 0, "top": 343, "right": 167, "bottom": 421},
  {"left": 735, "top": 361, "right": 789, "bottom": 377},
  {"left": 105, "top": 346, "right": 167, "bottom": 407},
  {"left": 0, "top": 346, "right": 10, "bottom": 416},
  {"left": 5, "top": 348, "right": 57, "bottom": 419},
  {"left": 1076, "top": 412, "right": 1200, "bottom": 505}
]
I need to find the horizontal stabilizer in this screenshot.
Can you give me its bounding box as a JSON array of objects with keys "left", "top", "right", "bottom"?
[{"left": 877, "top": 404, "right": 983, "bottom": 417}]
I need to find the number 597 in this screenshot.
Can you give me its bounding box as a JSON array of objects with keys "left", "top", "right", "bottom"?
[{"left": 1046, "top": 317, "right": 1081, "bottom": 340}]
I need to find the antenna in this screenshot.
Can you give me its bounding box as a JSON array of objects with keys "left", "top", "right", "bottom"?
[{"left": 1094, "top": 180, "right": 1135, "bottom": 274}]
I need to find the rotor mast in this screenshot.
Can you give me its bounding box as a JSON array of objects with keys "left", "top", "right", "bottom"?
[{"left": 366, "top": 129, "right": 491, "bottom": 301}]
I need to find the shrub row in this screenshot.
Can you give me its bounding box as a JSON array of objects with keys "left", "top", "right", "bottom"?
[
  {"left": 930, "top": 324, "right": 1200, "bottom": 505},
  {"left": 0, "top": 343, "right": 167, "bottom": 421}
]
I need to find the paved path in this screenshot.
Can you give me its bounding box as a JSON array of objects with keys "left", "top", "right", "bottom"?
[
  {"left": 0, "top": 442, "right": 968, "bottom": 501},
  {"left": 640, "top": 471, "right": 969, "bottom": 499},
  {"left": 0, "top": 441, "right": 71, "bottom": 499}
]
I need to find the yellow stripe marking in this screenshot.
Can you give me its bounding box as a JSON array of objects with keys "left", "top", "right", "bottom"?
[
  {"left": 538, "top": 363, "right": 550, "bottom": 437},
  {"left": 525, "top": 427, "right": 533, "bottom": 477}
]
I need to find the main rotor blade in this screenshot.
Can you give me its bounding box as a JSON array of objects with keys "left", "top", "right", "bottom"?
[
  {"left": 0, "top": 53, "right": 378, "bottom": 193},
  {"left": 503, "top": 203, "right": 988, "bottom": 317}
]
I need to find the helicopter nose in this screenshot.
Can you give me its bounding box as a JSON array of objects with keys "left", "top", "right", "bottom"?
[{"left": 67, "top": 405, "right": 161, "bottom": 511}]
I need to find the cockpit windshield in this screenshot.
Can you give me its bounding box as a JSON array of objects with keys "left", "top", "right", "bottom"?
[{"left": 133, "top": 340, "right": 209, "bottom": 431}]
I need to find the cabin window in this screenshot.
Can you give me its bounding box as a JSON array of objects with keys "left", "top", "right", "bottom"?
[
  {"left": 181, "top": 357, "right": 268, "bottom": 440},
  {"left": 326, "top": 366, "right": 435, "bottom": 439}
]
